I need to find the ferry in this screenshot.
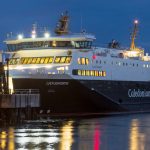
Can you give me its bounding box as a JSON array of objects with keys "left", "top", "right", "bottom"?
[{"left": 4, "top": 12, "right": 150, "bottom": 114}]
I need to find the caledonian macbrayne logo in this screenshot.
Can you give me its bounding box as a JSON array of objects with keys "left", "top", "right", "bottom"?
[{"left": 128, "top": 89, "right": 150, "bottom": 98}]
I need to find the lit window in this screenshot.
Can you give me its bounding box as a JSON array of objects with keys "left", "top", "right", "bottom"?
[
  {"left": 81, "top": 70, "right": 86, "bottom": 76},
  {"left": 52, "top": 41, "right": 57, "bottom": 47},
  {"left": 54, "top": 57, "right": 61, "bottom": 63},
  {"left": 86, "top": 70, "right": 90, "bottom": 76},
  {"left": 40, "top": 57, "right": 46, "bottom": 64},
  {"left": 44, "top": 57, "right": 49, "bottom": 64},
  {"left": 99, "top": 71, "right": 102, "bottom": 76},
  {"left": 78, "top": 70, "right": 81, "bottom": 75},
  {"left": 78, "top": 57, "right": 89, "bottom": 65},
  {"left": 102, "top": 71, "right": 106, "bottom": 77},
  {"left": 27, "top": 58, "right": 33, "bottom": 64},
  {"left": 81, "top": 58, "right": 86, "bottom": 65},
  {"left": 23, "top": 58, "right": 29, "bottom": 64},
  {"left": 20, "top": 58, "right": 25, "bottom": 64},
  {"left": 48, "top": 57, "right": 54, "bottom": 63},
  {"left": 143, "top": 64, "right": 145, "bottom": 68},
  {"left": 36, "top": 58, "right": 41, "bottom": 64},
  {"left": 85, "top": 58, "right": 89, "bottom": 65},
  {"left": 32, "top": 57, "right": 37, "bottom": 64},
  {"left": 95, "top": 70, "right": 98, "bottom": 76},
  {"left": 78, "top": 58, "right": 81, "bottom": 64},
  {"left": 65, "top": 57, "right": 72, "bottom": 63},
  {"left": 72, "top": 69, "right": 106, "bottom": 77},
  {"left": 90, "top": 70, "right": 94, "bottom": 76},
  {"left": 60, "top": 57, "right": 66, "bottom": 63}
]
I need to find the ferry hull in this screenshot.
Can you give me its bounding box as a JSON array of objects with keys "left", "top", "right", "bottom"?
[{"left": 12, "top": 78, "right": 150, "bottom": 114}]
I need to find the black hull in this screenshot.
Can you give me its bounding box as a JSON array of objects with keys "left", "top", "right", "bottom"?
[{"left": 12, "top": 78, "right": 150, "bottom": 114}]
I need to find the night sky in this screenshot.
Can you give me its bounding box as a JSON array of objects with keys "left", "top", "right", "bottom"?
[{"left": 0, "top": 0, "right": 150, "bottom": 51}]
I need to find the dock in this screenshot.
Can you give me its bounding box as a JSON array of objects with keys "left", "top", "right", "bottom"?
[{"left": 0, "top": 89, "right": 41, "bottom": 125}]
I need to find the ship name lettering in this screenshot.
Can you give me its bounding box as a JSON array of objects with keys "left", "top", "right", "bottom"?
[
  {"left": 46, "top": 82, "right": 69, "bottom": 86},
  {"left": 128, "top": 89, "right": 150, "bottom": 98}
]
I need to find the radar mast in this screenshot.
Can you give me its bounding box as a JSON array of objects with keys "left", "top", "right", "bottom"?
[{"left": 130, "top": 20, "right": 139, "bottom": 50}]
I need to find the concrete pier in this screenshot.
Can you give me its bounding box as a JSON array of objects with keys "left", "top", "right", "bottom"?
[{"left": 0, "top": 92, "right": 40, "bottom": 125}]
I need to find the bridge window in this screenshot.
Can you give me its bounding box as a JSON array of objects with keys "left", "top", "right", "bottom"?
[{"left": 74, "top": 41, "right": 92, "bottom": 49}]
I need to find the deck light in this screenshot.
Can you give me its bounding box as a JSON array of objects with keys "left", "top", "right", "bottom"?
[
  {"left": 18, "top": 34, "right": 23, "bottom": 40},
  {"left": 31, "top": 34, "right": 36, "bottom": 39},
  {"left": 65, "top": 66, "right": 69, "bottom": 70},
  {"left": 32, "top": 30, "right": 36, "bottom": 34},
  {"left": 31, "top": 30, "right": 36, "bottom": 39},
  {"left": 44, "top": 32, "right": 50, "bottom": 38}
]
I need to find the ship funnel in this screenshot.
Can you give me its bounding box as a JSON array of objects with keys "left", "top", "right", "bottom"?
[{"left": 55, "top": 11, "right": 69, "bottom": 35}]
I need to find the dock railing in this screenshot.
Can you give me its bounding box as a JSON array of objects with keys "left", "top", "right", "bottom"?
[{"left": 0, "top": 89, "right": 40, "bottom": 108}]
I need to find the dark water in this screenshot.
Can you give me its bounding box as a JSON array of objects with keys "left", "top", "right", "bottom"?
[{"left": 0, "top": 113, "right": 150, "bottom": 150}]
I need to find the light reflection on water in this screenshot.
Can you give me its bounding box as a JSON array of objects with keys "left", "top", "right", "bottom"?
[
  {"left": 129, "top": 119, "right": 146, "bottom": 150},
  {"left": 0, "top": 114, "right": 150, "bottom": 150}
]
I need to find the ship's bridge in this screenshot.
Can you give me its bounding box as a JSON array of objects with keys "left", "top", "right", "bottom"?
[{"left": 5, "top": 33, "right": 95, "bottom": 52}]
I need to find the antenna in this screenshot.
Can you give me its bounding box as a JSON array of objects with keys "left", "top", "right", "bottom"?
[
  {"left": 32, "top": 23, "right": 37, "bottom": 33},
  {"left": 31, "top": 23, "right": 37, "bottom": 38},
  {"left": 80, "top": 15, "right": 83, "bottom": 32}
]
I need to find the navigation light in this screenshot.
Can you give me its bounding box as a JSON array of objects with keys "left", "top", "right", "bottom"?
[{"left": 134, "top": 20, "right": 138, "bottom": 24}]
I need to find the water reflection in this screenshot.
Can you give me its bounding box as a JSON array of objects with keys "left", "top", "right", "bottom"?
[
  {"left": 129, "top": 119, "right": 145, "bottom": 150},
  {"left": 77, "top": 121, "right": 101, "bottom": 150},
  {"left": 59, "top": 121, "right": 74, "bottom": 150},
  {"left": 0, "top": 128, "right": 15, "bottom": 150},
  {"left": 14, "top": 119, "right": 102, "bottom": 150},
  {"left": 93, "top": 126, "right": 101, "bottom": 150},
  {"left": 0, "top": 114, "right": 150, "bottom": 150},
  {"left": 15, "top": 128, "right": 59, "bottom": 149}
]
